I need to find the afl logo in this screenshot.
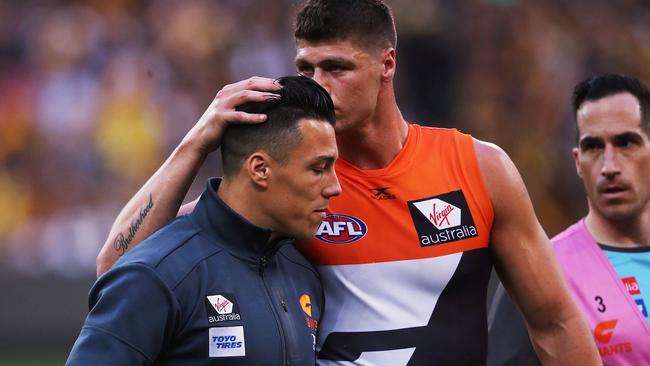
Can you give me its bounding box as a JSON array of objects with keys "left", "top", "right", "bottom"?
[{"left": 315, "top": 214, "right": 367, "bottom": 244}]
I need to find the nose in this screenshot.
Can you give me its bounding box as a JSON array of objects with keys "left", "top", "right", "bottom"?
[
  {"left": 323, "top": 171, "right": 342, "bottom": 199},
  {"left": 601, "top": 145, "right": 621, "bottom": 178},
  {"left": 312, "top": 69, "right": 331, "bottom": 94}
]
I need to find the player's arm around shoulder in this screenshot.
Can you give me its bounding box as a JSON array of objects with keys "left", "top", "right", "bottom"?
[
  {"left": 473, "top": 139, "right": 601, "bottom": 366},
  {"left": 95, "top": 76, "right": 280, "bottom": 276}
]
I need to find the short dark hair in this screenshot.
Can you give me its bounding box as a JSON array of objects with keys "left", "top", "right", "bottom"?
[
  {"left": 294, "top": 0, "right": 397, "bottom": 50},
  {"left": 572, "top": 74, "right": 650, "bottom": 139},
  {"left": 221, "top": 75, "right": 335, "bottom": 177}
]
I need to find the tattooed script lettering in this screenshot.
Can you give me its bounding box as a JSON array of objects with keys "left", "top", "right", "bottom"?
[{"left": 114, "top": 193, "right": 154, "bottom": 255}]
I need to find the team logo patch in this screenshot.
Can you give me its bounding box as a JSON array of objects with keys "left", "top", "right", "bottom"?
[
  {"left": 206, "top": 294, "right": 242, "bottom": 323},
  {"left": 594, "top": 319, "right": 618, "bottom": 344},
  {"left": 636, "top": 299, "right": 648, "bottom": 317},
  {"left": 593, "top": 319, "right": 633, "bottom": 357},
  {"left": 300, "top": 293, "right": 318, "bottom": 350},
  {"left": 408, "top": 190, "right": 479, "bottom": 247},
  {"left": 315, "top": 214, "right": 367, "bottom": 244},
  {"left": 622, "top": 277, "right": 641, "bottom": 295},
  {"left": 209, "top": 326, "right": 245, "bottom": 357},
  {"left": 300, "top": 294, "right": 318, "bottom": 331}
]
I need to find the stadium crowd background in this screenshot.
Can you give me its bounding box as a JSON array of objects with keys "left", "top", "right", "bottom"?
[{"left": 1, "top": 0, "right": 649, "bottom": 363}]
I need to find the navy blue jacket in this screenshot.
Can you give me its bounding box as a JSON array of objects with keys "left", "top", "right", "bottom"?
[{"left": 67, "top": 178, "right": 323, "bottom": 365}]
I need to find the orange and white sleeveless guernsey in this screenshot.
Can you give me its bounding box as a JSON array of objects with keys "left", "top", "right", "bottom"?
[{"left": 295, "top": 124, "right": 494, "bottom": 365}]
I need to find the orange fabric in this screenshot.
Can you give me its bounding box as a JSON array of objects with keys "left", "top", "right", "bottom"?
[{"left": 296, "top": 124, "right": 494, "bottom": 265}]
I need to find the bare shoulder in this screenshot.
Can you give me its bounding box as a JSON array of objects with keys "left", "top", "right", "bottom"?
[
  {"left": 472, "top": 138, "right": 523, "bottom": 205},
  {"left": 473, "top": 136, "right": 504, "bottom": 157},
  {"left": 473, "top": 138, "right": 514, "bottom": 171}
]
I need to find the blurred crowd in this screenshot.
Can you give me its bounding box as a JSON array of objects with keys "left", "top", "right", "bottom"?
[{"left": 1, "top": 0, "right": 650, "bottom": 277}]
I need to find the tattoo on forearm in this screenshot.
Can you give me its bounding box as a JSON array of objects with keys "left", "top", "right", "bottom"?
[{"left": 114, "top": 193, "right": 154, "bottom": 256}]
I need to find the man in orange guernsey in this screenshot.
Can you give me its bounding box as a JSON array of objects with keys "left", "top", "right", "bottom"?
[{"left": 95, "top": 1, "right": 600, "bottom": 365}]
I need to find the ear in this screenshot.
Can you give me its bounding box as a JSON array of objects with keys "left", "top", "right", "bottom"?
[
  {"left": 381, "top": 48, "right": 396, "bottom": 82},
  {"left": 572, "top": 147, "right": 583, "bottom": 178},
  {"left": 245, "top": 152, "right": 272, "bottom": 188}
]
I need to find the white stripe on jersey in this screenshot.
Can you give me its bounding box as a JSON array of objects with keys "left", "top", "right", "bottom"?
[
  {"left": 317, "top": 348, "right": 416, "bottom": 366},
  {"left": 316, "top": 252, "right": 462, "bottom": 349}
]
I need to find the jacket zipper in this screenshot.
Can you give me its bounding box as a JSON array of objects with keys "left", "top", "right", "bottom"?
[
  {"left": 273, "top": 287, "right": 301, "bottom": 364},
  {"left": 258, "top": 255, "right": 287, "bottom": 366}
]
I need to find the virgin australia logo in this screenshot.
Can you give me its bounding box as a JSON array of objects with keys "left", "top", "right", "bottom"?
[{"left": 408, "top": 190, "right": 478, "bottom": 247}]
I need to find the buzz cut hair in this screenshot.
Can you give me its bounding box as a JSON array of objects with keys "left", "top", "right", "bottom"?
[
  {"left": 294, "top": 0, "right": 397, "bottom": 51},
  {"left": 572, "top": 74, "right": 650, "bottom": 140},
  {"left": 220, "top": 75, "right": 336, "bottom": 178}
]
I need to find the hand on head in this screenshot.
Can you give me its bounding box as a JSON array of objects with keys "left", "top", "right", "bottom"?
[{"left": 183, "top": 76, "right": 282, "bottom": 156}]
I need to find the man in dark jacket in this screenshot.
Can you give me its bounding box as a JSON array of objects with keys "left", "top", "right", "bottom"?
[{"left": 66, "top": 76, "right": 341, "bottom": 365}]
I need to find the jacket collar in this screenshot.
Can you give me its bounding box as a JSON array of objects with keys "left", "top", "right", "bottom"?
[{"left": 190, "top": 178, "right": 290, "bottom": 262}]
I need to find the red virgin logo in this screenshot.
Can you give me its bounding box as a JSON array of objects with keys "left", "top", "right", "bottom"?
[{"left": 431, "top": 203, "right": 454, "bottom": 227}]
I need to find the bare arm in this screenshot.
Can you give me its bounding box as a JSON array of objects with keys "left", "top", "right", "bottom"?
[
  {"left": 475, "top": 139, "right": 601, "bottom": 365},
  {"left": 96, "top": 77, "right": 281, "bottom": 276}
]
